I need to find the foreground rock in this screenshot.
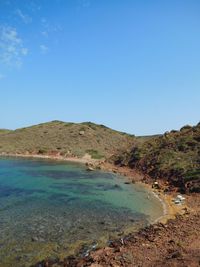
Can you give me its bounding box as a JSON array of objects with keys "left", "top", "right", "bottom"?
[{"left": 32, "top": 195, "right": 200, "bottom": 267}]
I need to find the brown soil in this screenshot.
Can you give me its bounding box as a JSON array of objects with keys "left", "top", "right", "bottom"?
[
  {"left": 30, "top": 162, "right": 200, "bottom": 267},
  {"left": 82, "top": 195, "right": 200, "bottom": 267},
  {"left": 33, "top": 195, "right": 200, "bottom": 267}
]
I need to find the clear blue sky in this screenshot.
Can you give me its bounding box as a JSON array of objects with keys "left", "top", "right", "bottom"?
[{"left": 0, "top": 0, "right": 199, "bottom": 135}]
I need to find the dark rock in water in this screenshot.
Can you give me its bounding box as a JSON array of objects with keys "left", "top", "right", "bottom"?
[
  {"left": 87, "top": 166, "right": 95, "bottom": 171},
  {"left": 31, "top": 236, "right": 39, "bottom": 242},
  {"left": 31, "top": 236, "right": 45, "bottom": 242},
  {"left": 114, "top": 184, "right": 121, "bottom": 189}
]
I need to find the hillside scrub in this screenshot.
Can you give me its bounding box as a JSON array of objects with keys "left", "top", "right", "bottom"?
[
  {"left": 115, "top": 123, "right": 200, "bottom": 193},
  {"left": 0, "top": 121, "right": 136, "bottom": 160}
]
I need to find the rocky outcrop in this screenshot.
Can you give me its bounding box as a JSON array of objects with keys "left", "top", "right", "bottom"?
[{"left": 32, "top": 195, "right": 200, "bottom": 267}]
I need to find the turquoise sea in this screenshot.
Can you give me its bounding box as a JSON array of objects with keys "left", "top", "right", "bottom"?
[{"left": 0, "top": 157, "right": 163, "bottom": 266}]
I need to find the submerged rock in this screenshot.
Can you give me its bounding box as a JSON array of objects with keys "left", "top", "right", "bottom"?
[{"left": 87, "top": 166, "right": 95, "bottom": 171}]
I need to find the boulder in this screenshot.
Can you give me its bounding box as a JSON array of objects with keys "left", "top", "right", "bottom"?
[{"left": 79, "top": 131, "right": 85, "bottom": 135}]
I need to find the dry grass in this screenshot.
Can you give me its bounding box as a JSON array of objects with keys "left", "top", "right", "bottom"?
[
  {"left": 0, "top": 120, "right": 136, "bottom": 159},
  {"left": 116, "top": 123, "right": 200, "bottom": 193}
]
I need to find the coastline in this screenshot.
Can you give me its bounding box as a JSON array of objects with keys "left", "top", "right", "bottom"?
[
  {"left": 0, "top": 153, "right": 183, "bottom": 223},
  {"left": 0, "top": 152, "right": 183, "bottom": 223},
  {"left": 137, "top": 181, "right": 186, "bottom": 224},
  {"left": 0, "top": 152, "right": 192, "bottom": 267},
  {"left": 0, "top": 152, "right": 99, "bottom": 164},
  {"left": 98, "top": 161, "right": 186, "bottom": 224}
]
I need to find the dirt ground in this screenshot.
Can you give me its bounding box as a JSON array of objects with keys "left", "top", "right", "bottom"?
[{"left": 33, "top": 165, "right": 200, "bottom": 267}]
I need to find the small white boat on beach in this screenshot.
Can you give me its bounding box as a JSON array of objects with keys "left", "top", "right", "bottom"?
[
  {"left": 176, "top": 194, "right": 186, "bottom": 201},
  {"left": 173, "top": 194, "right": 186, "bottom": 205}
]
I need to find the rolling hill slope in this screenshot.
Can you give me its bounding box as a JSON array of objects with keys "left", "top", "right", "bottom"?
[
  {"left": 0, "top": 121, "right": 135, "bottom": 159},
  {"left": 1, "top": 120, "right": 199, "bottom": 193}
]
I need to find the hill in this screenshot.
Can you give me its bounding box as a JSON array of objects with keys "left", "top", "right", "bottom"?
[
  {"left": 1, "top": 120, "right": 199, "bottom": 192},
  {"left": 115, "top": 123, "right": 200, "bottom": 193},
  {"left": 0, "top": 129, "right": 12, "bottom": 135},
  {"left": 0, "top": 120, "right": 135, "bottom": 160}
]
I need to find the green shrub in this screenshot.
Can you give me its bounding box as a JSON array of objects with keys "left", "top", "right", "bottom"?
[{"left": 86, "top": 149, "right": 104, "bottom": 159}]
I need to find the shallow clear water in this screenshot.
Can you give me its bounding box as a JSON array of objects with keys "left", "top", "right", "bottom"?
[{"left": 0, "top": 157, "right": 163, "bottom": 266}]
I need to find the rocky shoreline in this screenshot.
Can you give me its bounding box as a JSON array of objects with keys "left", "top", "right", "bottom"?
[
  {"left": 0, "top": 153, "right": 180, "bottom": 223},
  {"left": 1, "top": 153, "right": 199, "bottom": 267},
  {"left": 32, "top": 207, "right": 200, "bottom": 267},
  {"left": 31, "top": 195, "right": 200, "bottom": 267}
]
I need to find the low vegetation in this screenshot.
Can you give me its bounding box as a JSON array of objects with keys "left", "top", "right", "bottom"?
[
  {"left": 0, "top": 129, "right": 12, "bottom": 135},
  {"left": 1, "top": 121, "right": 199, "bottom": 193},
  {"left": 0, "top": 120, "right": 135, "bottom": 160},
  {"left": 115, "top": 123, "right": 200, "bottom": 193}
]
